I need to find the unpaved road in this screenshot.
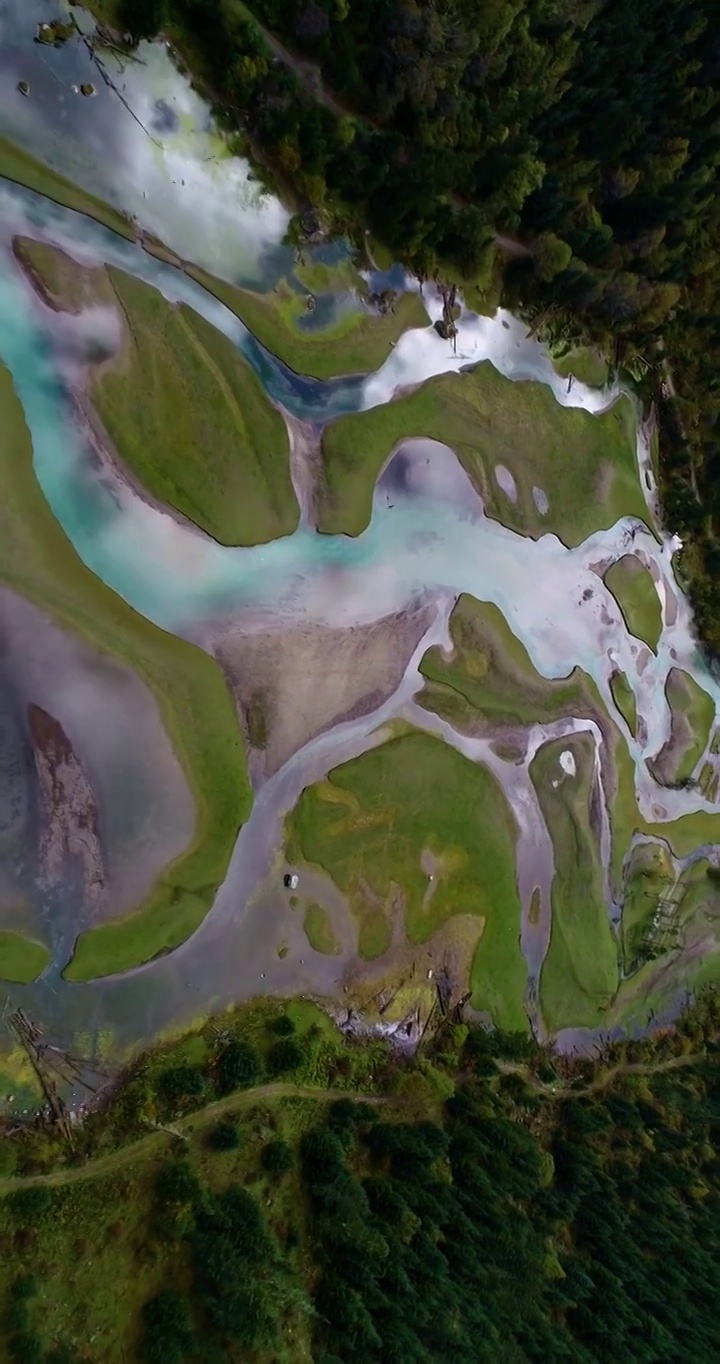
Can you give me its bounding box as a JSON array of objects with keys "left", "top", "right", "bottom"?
[{"left": 0, "top": 1082, "right": 393, "bottom": 1194}]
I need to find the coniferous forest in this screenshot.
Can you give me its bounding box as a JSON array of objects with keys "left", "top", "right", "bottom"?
[
  {"left": 1, "top": 996, "right": 718, "bottom": 1362},
  {"left": 112, "top": 0, "right": 720, "bottom": 649}
]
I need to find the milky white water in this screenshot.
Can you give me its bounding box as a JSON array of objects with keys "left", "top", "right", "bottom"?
[
  {"left": 0, "top": 0, "right": 291, "bottom": 281},
  {"left": 0, "top": 67, "right": 718, "bottom": 1047}
]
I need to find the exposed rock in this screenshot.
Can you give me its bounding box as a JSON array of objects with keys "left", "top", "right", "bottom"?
[{"left": 28, "top": 704, "right": 105, "bottom": 915}]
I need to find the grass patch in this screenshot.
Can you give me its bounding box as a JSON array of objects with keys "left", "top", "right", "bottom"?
[
  {"left": 531, "top": 734, "right": 619, "bottom": 1031},
  {"left": 553, "top": 346, "right": 609, "bottom": 389},
  {"left": 0, "top": 930, "right": 51, "bottom": 983},
  {"left": 293, "top": 255, "right": 365, "bottom": 295},
  {"left": 604, "top": 555, "right": 662, "bottom": 651},
  {"left": 0, "top": 136, "right": 134, "bottom": 239},
  {"left": 620, "top": 841, "right": 675, "bottom": 970},
  {"left": 285, "top": 729, "right": 527, "bottom": 1030},
  {"left": 665, "top": 668, "right": 716, "bottom": 784},
  {"left": 358, "top": 910, "right": 392, "bottom": 961},
  {"left": 187, "top": 261, "right": 428, "bottom": 378},
  {"left": 609, "top": 669, "right": 637, "bottom": 736},
  {"left": 320, "top": 362, "right": 643, "bottom": 540},
  {"left": 14, "top": 239, "right": 298, "bottom": 546},
  {"left": 303, "top": 902, "right": 341, "bottom": 956},
  {"left": 0, "top": 363, "right": 250, "bottom": 980},
  {"left": 419, "top": 593, "right": 598, "bottom": 731}
]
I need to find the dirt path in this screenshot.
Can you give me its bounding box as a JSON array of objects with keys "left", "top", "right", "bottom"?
[
  {"left": 0, "top": 1082, "right": 391, "bottom": 1194},
  {"left": 499, "top": 1049, "right": 708, "bottom": 1099}
]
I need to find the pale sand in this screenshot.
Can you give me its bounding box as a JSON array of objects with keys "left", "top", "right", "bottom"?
[{"left": 210, "top": 602, "right": 435, "bottom": 779}]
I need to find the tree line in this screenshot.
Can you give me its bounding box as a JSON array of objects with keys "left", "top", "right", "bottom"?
[{"left": 2, "top": 993, "right": 718, "bottom": 1360}]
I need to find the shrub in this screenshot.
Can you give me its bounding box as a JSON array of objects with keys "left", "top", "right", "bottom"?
[
  {"left": 272, "top": 1013, "right": 296, "bottom": 1036},
  {"left": 7, "top": 1186, "right": 53, "bottom": 1222},
  {"left": 215, "top": 1040, "right": 262, "bottom": 1094},
  {"left": 206, "top": 1118, "right": 240, "bottom": 1151},
  {"left": 4, "top": 1301, "right": 29, "bottom": 1334},
  {"left": 155, "top": 1159, "right": 203, "bottom": 1208},
  {"left": 11, "top": 1274, "right": 38, "bottom": 1301},
  {"left": 261, "top": 1139, "right": 294, "bottom": 1172},
  {"left": 158, "top": 1064, "right": 206, "bottom": 1104},
  {"left": 267, "top": 1037, "right": 304, "bottom": 1076},
  {"left": 7, "top": 1334, "right": 44, "bottom": 1364}
]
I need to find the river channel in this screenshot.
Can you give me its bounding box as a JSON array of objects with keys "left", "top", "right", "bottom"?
[{"left": 0, "top": 7, "right": 719, "bottom": 1063}]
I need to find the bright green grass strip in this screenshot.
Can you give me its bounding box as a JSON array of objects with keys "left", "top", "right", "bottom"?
[
  {"left": 0, "top": 135, "right": 134, "bottom": 239},
  {"left": 532, "top": 734, "right": 619, "bottom": 1031},
  {"left": 419, "top": 594, "right": 596, "bottom": 730},
  {"left": 609, "top": 669, "right": 637, "bottom": 737},
  {"left": 665, "top": 668, "right": 716, "bottom": 783},
  {"left": 0, "top": 364, "right": 250, "bottom": 980},
  {"left": 604, "top": 555, "right": 662, "bottom": 651},
  {"left": 186, "top": 262, "right": 429, "bottom": 379},
  {"left": 286, "top": 729, "right": 527, "bottom": 1030},
  {"left": 620, "top": 841, "right": 674, "bottom": 970},
  {"left": 303, "top": 902, "right": 341, "bottom": 956},
  {"left": 0, "top": 930, "right": 51, "bottom": 983},
  {"left": 320, "top": 363, "right": 643, "bottom": 541},
  {"left": 14, "top": 238, "right": 298, "bottom": 546}
]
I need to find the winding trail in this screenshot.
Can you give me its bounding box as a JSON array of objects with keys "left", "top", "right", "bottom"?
[
  {"left": 0, "top": 1081, "right": 394, "bottom": 1194},
  {"left": 498, "top": 1048, "right": 709, "bottom": 1099},
  {"left": 1, "top": 1051, "right": 709, "bottom": 1195}
]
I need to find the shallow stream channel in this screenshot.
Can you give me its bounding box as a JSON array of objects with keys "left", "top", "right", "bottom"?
[{"left": 0, "top": 3, "right": 718, "bottom": 1061}]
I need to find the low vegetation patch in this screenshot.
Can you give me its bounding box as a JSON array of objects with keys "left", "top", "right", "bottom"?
[
  {"left": 187, "top": 262, "right": 428, "bottom": 380},
  {"left": 320, "top": 363, "right": 643, "bottom": 541},
  {"left": 609, "top": 668, "right": 637, "bottom": 736},
  {"left": 302, "top": 902, "right": 341, "bottom": 956},
  {"left": 419, "top": 593, "right": 599, "bottom": 732},
  {"left": 0, "top": 930, "right": 51, "bottom": 984},
  {"left": 604, "top": 554, "right": 663, "bottom": 652},
  {"left": 531, "top": 734, "right": 619, "bottom": 1031},
  {"left": 0, "top": 136, "right": 133, "bottom": 239},
  {"left": 286, "top": 728, "right": 527, "bottom": 1030}
]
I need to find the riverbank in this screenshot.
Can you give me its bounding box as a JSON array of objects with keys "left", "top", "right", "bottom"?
[
  {"left": 13, "top": 235, "right": 299, "bottom": 548},
  {"left": 0, "top": 362, "right": 251, "bottom": 981}
]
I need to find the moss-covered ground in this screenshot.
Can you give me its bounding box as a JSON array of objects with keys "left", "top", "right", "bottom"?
[
  {"left": 604, "top": 555, "right": 662, "bottom": 651},
  {"left": 319, "top": 362, "right": 643, "bottom": 539},
  {"left": 0, "top": 930, "right": 51, "bottom": 984},
  {"left": 531, "top": 734, "right": 619, "bottom": 1031},
  {"left": 0, "top": 363, "right": 250, "bottom": 981},
  {"left": 14, "top": 238, "right": 298, "bottom": 547},
  {"left": 285, "top": 729, "right": 527, "bottom": 1030}
]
